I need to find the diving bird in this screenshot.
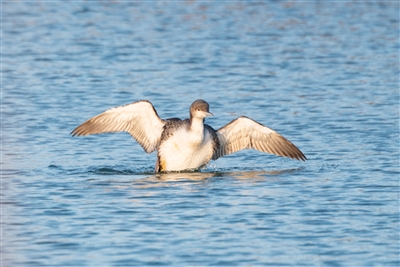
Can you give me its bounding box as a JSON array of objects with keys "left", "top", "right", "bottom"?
[{"left": 71, "top": 99, "right": 306, "bottom": 172}]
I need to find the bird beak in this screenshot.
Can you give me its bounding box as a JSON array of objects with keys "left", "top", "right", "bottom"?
[{"left": 206, "top": 112, "right": 214, "bottom": 117}]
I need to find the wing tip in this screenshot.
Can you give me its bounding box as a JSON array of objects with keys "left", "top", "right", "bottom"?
[
  {"left": 70, "top": 125, "right": 93, "bottom": 137},
  {"left": 293, "top": 151, "right": 307, "bottom": 162},
  {"left": 70, "top": 128, "right": 79, "bottom": 137},
  {"left": 296, "top": 154, "right": 307, "bottom": 162},
  {"left": 288, "top": 147, "right": 307, "bottom": 162}
]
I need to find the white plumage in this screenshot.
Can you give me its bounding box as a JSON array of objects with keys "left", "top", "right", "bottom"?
[{"left": 157, "top": 127, "right": 215, "bottom": 171}]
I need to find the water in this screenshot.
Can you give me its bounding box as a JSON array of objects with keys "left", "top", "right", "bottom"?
[{"left": 2, "top": 1, "right": 399, "bottom": 266}]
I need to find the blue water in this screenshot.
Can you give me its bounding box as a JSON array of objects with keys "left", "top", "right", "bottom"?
[{"left": 2, "top": 1, "right": 399, "bottom": 266}]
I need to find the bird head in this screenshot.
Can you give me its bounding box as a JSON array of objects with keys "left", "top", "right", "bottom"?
[{"left": 190, "top": 99, "right": 213, "bottom": 119}]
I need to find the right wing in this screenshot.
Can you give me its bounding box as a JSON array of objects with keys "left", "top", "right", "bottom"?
[
  {"left": 212, "top": 116, "right": 306, "bottom": 161},
  {"left": 71, "top": 100, "right": 166, "bottom": 153}
]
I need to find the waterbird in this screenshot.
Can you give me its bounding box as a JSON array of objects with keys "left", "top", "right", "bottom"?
[{"left": 71, "top": 99, "right": 306, "bottom": 172}]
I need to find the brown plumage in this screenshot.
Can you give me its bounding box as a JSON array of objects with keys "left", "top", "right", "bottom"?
[{"left": 212, "top": 116, "right": 306, "bottom": 161}]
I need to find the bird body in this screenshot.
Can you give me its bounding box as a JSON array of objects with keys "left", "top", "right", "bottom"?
[
  {"left": 71, "top": 99, "right": 306, "bottom": 172},
  {"left": 156, "top": 119, "right": 216, "bottom": 171}
]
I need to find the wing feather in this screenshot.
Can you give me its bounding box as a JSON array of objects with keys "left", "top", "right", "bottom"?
[
  {"left": 213, "top": 116, "right": 306, "bottom": 161},
  {"left": 71, "top": 100, "right": 166, "bottom": 153}
]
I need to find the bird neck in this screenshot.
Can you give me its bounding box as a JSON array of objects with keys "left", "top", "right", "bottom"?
[{"left": 189, "top": 116, "right": 205, "bottom": 134}]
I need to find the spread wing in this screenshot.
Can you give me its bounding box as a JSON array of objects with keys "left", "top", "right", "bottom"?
[
  {"left": 212, "top": 116, "right": 306, "bottom": 161},
  {"left": 71, "top": 100, "right": 166, "bottom": 153}
]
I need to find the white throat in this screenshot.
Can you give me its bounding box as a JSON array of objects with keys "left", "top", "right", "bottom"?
[{"left": 190, "top": 117, "right": 205, "bottom": 133}]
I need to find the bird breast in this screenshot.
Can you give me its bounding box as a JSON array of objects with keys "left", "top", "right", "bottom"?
[{"left": 157, "top": 128, "right": 215, "bottom": 171}]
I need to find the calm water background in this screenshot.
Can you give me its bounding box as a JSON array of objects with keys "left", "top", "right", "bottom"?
[{"left": 2, "top": 1, "right": 399, "bottom": 266}]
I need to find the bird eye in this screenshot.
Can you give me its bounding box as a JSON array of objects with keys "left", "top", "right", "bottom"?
[{"left": 197, "top": 108, "right": 200, "bottom": 111}]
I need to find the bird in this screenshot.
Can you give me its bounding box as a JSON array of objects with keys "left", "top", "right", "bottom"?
[{"left": 71, "top": 99, "right": 306, "bottom": 172}]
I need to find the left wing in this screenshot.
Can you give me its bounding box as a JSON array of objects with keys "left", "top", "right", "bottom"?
[{"left": 71, "top": 100, "right": 166, "bottom": 153}]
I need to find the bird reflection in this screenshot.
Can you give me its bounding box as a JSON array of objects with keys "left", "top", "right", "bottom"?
[
  {"left": 154, "top": 171, "right": 216, "bottom": 181},
  {"left": 135, "top": 167, "right": 303, "bottom": 183}
]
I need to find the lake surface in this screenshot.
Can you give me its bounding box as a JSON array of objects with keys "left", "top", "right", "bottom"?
[{"left": 2, "top": 1, "right": 399, "bottom": 266}]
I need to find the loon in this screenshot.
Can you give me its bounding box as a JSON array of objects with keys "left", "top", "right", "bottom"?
[{"left": 71, "top": 99, "right": 306, "bottom": 172}]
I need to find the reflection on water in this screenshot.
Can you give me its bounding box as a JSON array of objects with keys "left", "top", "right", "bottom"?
[
  {"left": 84, "top": 165, "right": 304, "bottom": 182},
  {"left": 130, "top": 168, "right": 306, "bottom": 190},
  {"left": 153, "top": 171, "right": 216, "bottom": 181}
]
